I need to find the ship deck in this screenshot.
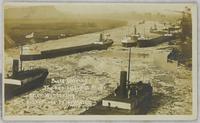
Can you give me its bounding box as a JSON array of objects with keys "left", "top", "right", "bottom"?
[
  {"left": 23, "top": 32, "right": 101, "bottom": 54},
  {"left": 81, "top": 101, "right": 133, "bottom": 115},
  {"left": 81, "top": 94, "right": 142, "bottom": 115}
]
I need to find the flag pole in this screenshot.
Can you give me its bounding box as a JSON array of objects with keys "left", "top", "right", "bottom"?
[{"left": 127, "top": 47, "right": 131, "bottom": 89}]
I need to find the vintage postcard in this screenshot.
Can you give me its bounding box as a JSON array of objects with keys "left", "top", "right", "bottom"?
[{"left": 2, "top": 2, "right": 197, "bottom": 120}]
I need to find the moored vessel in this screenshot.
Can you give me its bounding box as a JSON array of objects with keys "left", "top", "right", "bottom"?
[
  {"left": 82, "top": 48, "right": 153, "bottom": 115},
  {"left": 5, "top": 59, "right": 49, "bottom": 100},
  {"left": 20, "top": 33, "right": 113, "bottom": 61}
]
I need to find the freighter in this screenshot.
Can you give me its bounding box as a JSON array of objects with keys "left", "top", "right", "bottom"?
[
  {"left": 137, "top": 33, "right": 175, "bottom": 47},
  {"left": 20, "top": 33, "right": 113, "bottom": 61}
]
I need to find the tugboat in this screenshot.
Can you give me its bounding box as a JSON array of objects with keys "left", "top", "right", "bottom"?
[
  {"left": 100, "top": 73, "right": 153, "bottom": 114},
  {"left": 4, "top": 59, "right": 48, "bottom": 100},
  {"left": 101, "top": 48, "right": 153, "bottom": 114},
  {"left": 82, "top": 48, "right": 153, "bottom": 115}
]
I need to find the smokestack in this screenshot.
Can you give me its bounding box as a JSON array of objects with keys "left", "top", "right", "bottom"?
[
  {"left": 134, "top": 26, "right": 137, "bottom": 35},
  {"left": 12, "top": 59, "right": 19, "bottom": 76},
  {"left": 99, "top": 33, "right": 103, "bottom": 42},
  {"left": 119, "top": 71, "right": 127, "bottom": 98}
]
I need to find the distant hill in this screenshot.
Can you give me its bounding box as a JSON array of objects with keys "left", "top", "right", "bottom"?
[
  {"left": 4, "top": 6, "right": 127, "bottom": 49},
  {"left": 4, "top": 6, "right": 68, "bottom": 20}
]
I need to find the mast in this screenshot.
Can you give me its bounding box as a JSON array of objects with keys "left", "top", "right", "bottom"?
[{"left": 127, "top": 47, "right": 131, "bottom": 89}]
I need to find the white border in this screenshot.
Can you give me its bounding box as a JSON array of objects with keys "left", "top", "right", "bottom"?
[{"left": 1, "top": 2, "right": 198, "bottom": 121}]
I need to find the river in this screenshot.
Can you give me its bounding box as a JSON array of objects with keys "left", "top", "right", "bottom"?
[{"left": 4, "top": 21, "right": 192, "bottom": 115}]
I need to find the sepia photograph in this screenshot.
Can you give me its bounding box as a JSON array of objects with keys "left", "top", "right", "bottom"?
[{"left": 2, "top": 2, "right": 197, "bottom": 120}]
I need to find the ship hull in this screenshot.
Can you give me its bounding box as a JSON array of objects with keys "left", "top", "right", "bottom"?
[
  {"left": 137, "top": 36, "right": 175, "bottom": 47},
  {"left": 82, "top": 80, "right": 153, "bottom": 115},
  {"left": 122, "top": 42, "right": 137, "bottom": 47},
  {"left": 20, "top": 40, "right": 113, "bottom": 61},
  {"left": 42, "top": 40, "right": 113, "bottom": 59},
  {"left": 81, "top": 92, "right": 152, "bottom": 115}
]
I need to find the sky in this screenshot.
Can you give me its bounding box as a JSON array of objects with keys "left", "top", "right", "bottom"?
[
  {"left": 55, "top": 3, "right": 192, "bottom": 14},
  {"left": 4, "top": 3, "right": 194, "bottom": 15}
]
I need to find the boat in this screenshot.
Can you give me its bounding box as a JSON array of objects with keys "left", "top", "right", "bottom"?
[
  {"left": 20, "top": 33, "right": 113, "bottom": 61},
  {"left": 138, "top": 20, "right": 145, "bottom": 25},
  {"left": 5, "top": 59, "right": 48, "bottom": 100},
  {"left": 41, "top": 38, "right": 113, "bottom": 59},
  {"left": 150, "top": 28, "right": 169, "bottom": 35},
  {"left": 82, "top": 73, "right": 152, "bottom": 115},
  {"left": 137, "top": 33, "right": 175, "bottom": 47},
  {"left": 121, "top": 26, "right": 139, "bottom": 47},
  {"left": 82, "top": 48, "right": 153, "bottom": 115},
  {"left": 121, "top": 35, "right": 138, "bottom": 47}
]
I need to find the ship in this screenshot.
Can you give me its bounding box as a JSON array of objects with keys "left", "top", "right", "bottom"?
[
  {"left": 5, "top": 59, "right": 49, "bottom": 100},
  {"left": 150, "top": 24, "right": 160, "bottom": 33},
  {"left": 138, "top": 20, "right": 145, "bottom": 25},
  {"left": 150, "top": 26, "right": 169, "bottom": 35},
  {"left": 165, "top": 6, "right": 192, "bottom": 40},
  {"left": 82, "top": 80, "right": 153, "bottom": 115},
  {"left": 121, "top": 26, "right": 139, "bottom": 47},
  {"left": 82, "top": 48, "right": 153, "bottom": 115},
  {"left": 137, "top": 33, "right": 175, "bottom": 47},
  {"left": 167, "top": 6, "right": 192, "bottom": 68},
  {"left": 20, "top": 33, "right": 113, "bottom": 61},
  {"left": 121, "top": 35, "right": 138, "bottom": 47}
]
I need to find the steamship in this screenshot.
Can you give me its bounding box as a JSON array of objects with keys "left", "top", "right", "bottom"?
[
  {"left": 137, "top": 33, "right": 175, "bottom": 47},
  {"left": 20, "top": 33, "right": 113, "bottom": 61}
]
